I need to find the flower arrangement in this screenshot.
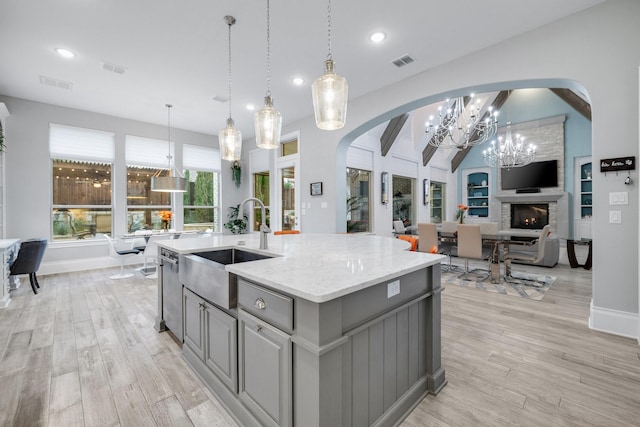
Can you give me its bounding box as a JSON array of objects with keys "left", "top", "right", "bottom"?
[
  {"left": 158, "top": 210, "right": 173, "bottom": 229},
  {"left": 456, "top": 204, "right": 468, "bottom": 224}
]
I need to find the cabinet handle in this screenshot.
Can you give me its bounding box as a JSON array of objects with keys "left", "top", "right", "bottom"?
[
  {"left": 199, "top": 302, "right": 206, "bottom": 311},
  {"left": 254, "top": 298, "right": 266, "bottom": 310},
  {"left": 256, "top": 325, "right": 263, "bottom": 333}
]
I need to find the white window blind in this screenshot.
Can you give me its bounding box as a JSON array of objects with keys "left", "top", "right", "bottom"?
[
  {"left": 50, "top": 124, "right": 115, "bottom": 161},
  {"left": 347, "top": 146, "right": 374, "bottom": 171},
  {"left": 183, "top": 144, "right": 221, "bottom": 171},
  {"left": 126, "top": 135, "right": 174, "bottom": 168}
]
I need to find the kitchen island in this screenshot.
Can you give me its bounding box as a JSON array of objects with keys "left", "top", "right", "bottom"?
[{"left": 156, "top": 233, "right": 446, "bottom": 427}]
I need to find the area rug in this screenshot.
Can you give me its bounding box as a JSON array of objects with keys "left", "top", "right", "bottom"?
[{"left": 441, "top": 270, "right": 556, "bottom": 301}]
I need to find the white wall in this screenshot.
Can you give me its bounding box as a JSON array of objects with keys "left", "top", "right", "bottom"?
[
  {"left": 257, "top": 0, "right": 639, "bottom": 339},
  {"left": 0, "top": 96, "right": 239, "bottom": 273}
]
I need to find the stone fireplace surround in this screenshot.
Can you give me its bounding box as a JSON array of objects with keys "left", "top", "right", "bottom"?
[
  {"left": 494, "top": 192, "right": 569, "bottom": 238},
  {"left": 491, "top": 115, "right": 568, "bottom": 238}
]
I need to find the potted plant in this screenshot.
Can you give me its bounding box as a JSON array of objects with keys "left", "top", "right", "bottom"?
[{"left": 224, "top": 204, "right": 248, "bottom": 234}]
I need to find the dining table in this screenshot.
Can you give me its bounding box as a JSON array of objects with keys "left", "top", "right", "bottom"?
[{"left": 438, "top": 231, "right": 537, "bottom": 283}]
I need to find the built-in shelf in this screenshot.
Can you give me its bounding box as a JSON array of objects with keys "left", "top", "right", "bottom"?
[{"left": 464, "top": 170, "right": 489, "bottom": 218}]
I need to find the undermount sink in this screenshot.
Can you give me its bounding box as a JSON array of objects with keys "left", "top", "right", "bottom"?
[
  {"left": 179, "top": 248, "right": 275, "bottom": 309},
  {"left": 192, "top": 248, "right": 273, "bottom": 265}
]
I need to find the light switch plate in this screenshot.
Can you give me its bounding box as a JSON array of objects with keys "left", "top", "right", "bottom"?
[
  {"left": 609, "top": 210, "right": 622, "bottom": 223},
  {"left": 609, "top": 192, "right": 629, "bottom": 205}
]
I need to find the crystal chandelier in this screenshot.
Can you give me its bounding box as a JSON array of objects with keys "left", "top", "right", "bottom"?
[
  {"left": 311, "top": 0, "right": 348, "bottom": 130},
  {"left": 483, "top": 122, "right": 536, "bottom": 168},
  {"left": 254, "top": 0, "right": 282, "bottom": 149},
  {"left": 219, "top": 16, "right": 242, "bottom": 161},
  {"left": 151, "top": 104, "right": 187, "bottom": 192},
  {"left": 425, "top": 94, "right": 498, "bottom": 150}
]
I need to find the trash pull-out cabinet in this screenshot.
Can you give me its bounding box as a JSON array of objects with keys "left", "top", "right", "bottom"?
[{"left": 238, "top": 279, "right": 293, "bottom": 427}]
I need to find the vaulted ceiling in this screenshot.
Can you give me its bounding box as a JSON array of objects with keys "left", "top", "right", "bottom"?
[{"left": 0, "top": 0, "right": 603, "bottom": 138}]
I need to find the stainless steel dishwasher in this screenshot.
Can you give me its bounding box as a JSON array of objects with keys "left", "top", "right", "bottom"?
[{"left": 158, "top": 248, "right": 183, "bottom": 341}]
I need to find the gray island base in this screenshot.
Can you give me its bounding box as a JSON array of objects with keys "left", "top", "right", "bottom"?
[{"left": 156, "top": 233, "right": 446, "bottom": 427}]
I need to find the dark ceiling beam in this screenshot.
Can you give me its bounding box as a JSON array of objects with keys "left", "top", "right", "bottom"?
[
  {"left": 550, "top": 88, "right": 591, "bottom": 121},
  {"left": 450, "top": 90, "right": 511, "bottom": 173},
  {"left": 380, "top": 114, "right": 409, "bottom": 157}
]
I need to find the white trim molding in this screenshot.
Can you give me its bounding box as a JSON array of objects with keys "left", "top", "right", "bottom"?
[{"left": 589, "top": 300, "right": 639, "bottom": 341}]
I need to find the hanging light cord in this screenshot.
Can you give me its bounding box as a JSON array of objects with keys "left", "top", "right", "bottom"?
[
  {"left": 227, "top": 18, "right": 233, "bottom": 120},
  {"left": 266, "top": 0, "right": 272, "bottom": 97},
  {"left": 326, "top": 0, "right": 332, "bottom": 60},
  {"left": 166, "top": 104, "right": 172, "bottom": 164}
]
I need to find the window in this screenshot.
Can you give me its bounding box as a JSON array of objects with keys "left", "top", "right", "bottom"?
[
  {"left": 281, "top": 138, "right": 298, "bottom": 157},
  {"left": 253, "top": 172, "right": 270, "bottom": 231},
  {"left": 50, "top": 124, "right": 115, "bottom": 241},
  {"left": 392, "top": 175, "right": 415, "bottom": 227},
  {"left": 346, "top": 168, "right": 371, "bottom": 232},
  {"left": 126, "top": 135, "right": 173, "bottom": 231},
  {"left": 183, "top": 144, "right": 221, "bottom": 231}
]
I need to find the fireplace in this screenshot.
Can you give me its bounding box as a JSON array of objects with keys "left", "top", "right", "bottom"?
[{"left": 510, "top": 203, "right": 549, "bottom": 229}]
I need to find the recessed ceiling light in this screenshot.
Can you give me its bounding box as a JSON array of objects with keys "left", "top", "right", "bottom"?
[
  {"left": 246, "top": 104, "right": 255, "bottom": 111},
  {"left": 292, "top": 77, "right": 305, "bottom": 86},
  {"left": 55, "top": 48, "right": 75, "bottom": 59},
  {"left": 370, "top": 32, "right": 386, "bottom": 43}
]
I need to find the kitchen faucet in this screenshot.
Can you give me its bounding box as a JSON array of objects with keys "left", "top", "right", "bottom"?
[{"left": 239, "top": 197, "right": 271, "bottom": 250}]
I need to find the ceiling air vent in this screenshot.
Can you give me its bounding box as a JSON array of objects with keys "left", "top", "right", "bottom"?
[
  {"left": 212, "top": 95, "right": 229, "bottom": 103},
  {"left": 102, "top": 62, "right": 127, "bottom": 74},
  {"left": 392, "top": 54, "right": 415, "bottom": 68},
  {"left": 39, "top": 75, "right": 73, "bottom": 90}
]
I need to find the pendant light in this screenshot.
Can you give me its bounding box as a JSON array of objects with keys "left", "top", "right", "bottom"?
[
  {"left": 151, "top": 104, "right": 187, "bottom": 192},
  {"left": 220, "top": 15, "right": 242, "bottom": 161},
  {"left": 254, "top": 0, "right": 282, "bottom": 149},
  {"left": 312, "top": 0, "right": 348, "bottom": 130}
]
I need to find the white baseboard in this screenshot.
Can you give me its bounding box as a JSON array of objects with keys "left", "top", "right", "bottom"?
[
  {"left": 39, "top": 256, "right": 142, "bottom": 276},
  {"left": 589, "top": 300, "right": 639, "bottom": 340}
]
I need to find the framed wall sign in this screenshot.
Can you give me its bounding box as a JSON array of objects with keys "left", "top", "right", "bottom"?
[{"left": 310, "top": 182, "right": 323, "bottom": 196}]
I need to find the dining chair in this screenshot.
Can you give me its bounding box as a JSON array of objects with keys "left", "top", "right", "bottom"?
[
  {"left": 104, "top": 234, "right": 141, "bottom": 279},
  {"left": 139, "top": 234, "right": 172, "bottom": 278},
  {"left": 456, "top": 224, "right": 491, "bottom": 280},
  {"left": 504, "top": 224, "right": 551, "bottom": 281},
  {"left": 392, "top": 220, "right": 406, "bottom": 235},
  {"left": 178, "top": 231, "right": 201, "bottom": 239},
  {"left": 417, "top": 223, "right": 451, "bottom": 270},
  {"left": 397, "top": 234, "right": 418, "bottom": 251},
  {"left": 10, "top": 238, "right": 48, "bottom": 294}
]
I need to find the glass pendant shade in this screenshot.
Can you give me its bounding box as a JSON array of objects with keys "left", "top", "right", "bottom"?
[
  {"left": 312, "top": 59, "right": 348, "bottom": 130},
  {"left": 220, "top": 117, "right": 242, "bottom": 161},
  {"left": 255, "top": 95, "right": 282, "bottom": 149}
]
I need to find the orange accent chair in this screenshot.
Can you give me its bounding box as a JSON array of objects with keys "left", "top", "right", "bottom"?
[
  {"left": 397, "top": 234, "right": 418, "bottom": 251},
  {"left": 273, "top": 230, "right": 300, "bottom": 235}
]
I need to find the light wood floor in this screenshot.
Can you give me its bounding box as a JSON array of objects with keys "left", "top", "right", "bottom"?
[{"left": 1, "top": 248, "right": 639, "bottom": 426}]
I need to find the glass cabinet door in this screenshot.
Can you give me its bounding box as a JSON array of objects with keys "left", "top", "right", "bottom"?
[{"left": 430, "top": 181, "right": 445, "bottom": 223}]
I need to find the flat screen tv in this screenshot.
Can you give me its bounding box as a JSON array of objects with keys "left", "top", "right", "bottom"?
[{"left": 501, "top": 160, "right": 558, "bottom": 191}]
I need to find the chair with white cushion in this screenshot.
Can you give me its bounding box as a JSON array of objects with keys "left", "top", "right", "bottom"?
[
  {"left": 418, "top": 223, "right": 451, "bottom": 270},
  {"left": 392, "top": 220, "right": 406, "bottom": 235},
  {"left": 504, "top": 225, "right": 552, "bottom": 280},
  {"left": 104, "top": 234, "right": 141, "bottom": 279},
  {"left": 456, "top": 224, "right": 491, "bottom": 280},
  {"left": 141, "top": 234, "right": 172, "bottom": 278}
]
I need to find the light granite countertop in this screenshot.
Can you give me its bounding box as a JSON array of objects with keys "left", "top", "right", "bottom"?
[{"left": 158, "top": 233, "right": 443, "bottom": 303}]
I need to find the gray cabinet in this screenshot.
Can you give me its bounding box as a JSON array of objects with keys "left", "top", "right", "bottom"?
[
  {"left": 183, "top": 287, "right": 238, "bottom": 393},
  {"left": 238, "top": 309, "right": 292, "bottom": 427}
]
